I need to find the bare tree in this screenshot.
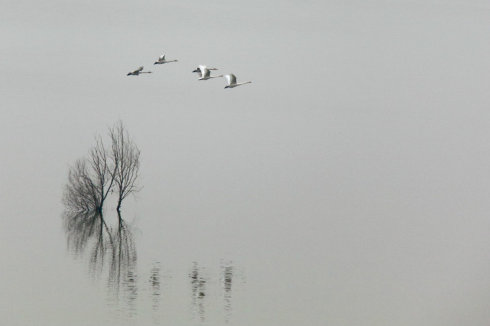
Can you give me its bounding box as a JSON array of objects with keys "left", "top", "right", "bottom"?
[
  {"left": 63, "top": 159, "right": 98, "bottom": 213},
  {"left": 62, "top": 120, "right": 140, "bottom": 302},
  {"left": 89, "top": 136, "right": 117, "bottom": 215},
  {"left": 63, "top": 154, "right": 115, "bottom": 265},
  {"left": 63, "top": 135, "right": 116, "bottom": 216},
  {"left": 109, "top": 121, "right": 141, "bottom": 220},
  {"left": 64, "top": 122, "right": 139, "bottom": 218}
]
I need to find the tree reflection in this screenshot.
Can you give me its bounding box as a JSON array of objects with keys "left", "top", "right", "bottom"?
[
  {"left": 189, "top": 261, "right": 207, "bottom": 322},
  {"left": 108, "top": 219, "right": 137, "bottom": 288},
  {"left": 63, "top": 203, "right": 137, "bottom": 312},
  {"left": 62, "top": 121, "right": 139, "bottom": 311},
  {"left": 149, "top": 262, "right": 161, "bottom": 311},
  {"left": 221, "top": 260, "right": 233, "bottom": 323}
]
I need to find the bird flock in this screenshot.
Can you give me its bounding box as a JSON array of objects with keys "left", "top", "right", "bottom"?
[{"left": 127, "top": 53, "right": 252, "bottom": 89}]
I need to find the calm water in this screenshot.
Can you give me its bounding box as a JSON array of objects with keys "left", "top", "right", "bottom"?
[
  {"left": 61, "top": 207, "right": 249, "bottom": 326},
  {"left": 1, "top": 152, "right": 490, "bottom": 326},
  {"left": 56, "top": 203, "right": 328, "bottom": 326}
]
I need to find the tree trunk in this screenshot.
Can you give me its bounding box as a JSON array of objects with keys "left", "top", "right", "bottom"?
[{"left": 116, "top": 199, "right": 123, "bottom": 222}]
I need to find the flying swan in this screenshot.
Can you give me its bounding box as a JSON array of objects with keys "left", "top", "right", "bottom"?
[
  {"left": 154, "top": 54, "right": 178, "bottom": 65},
  {"left": 192, "top": 65, "right": 218, "bottom": 75},
  {"left": 224, "top": 74, "right": 251, "bottom": 88},
  {"left": 195, "top": 66, "right": 223, "bottom": 80},
  {"left": 127, "top": 66, "right": 152, "bottom": 76}
]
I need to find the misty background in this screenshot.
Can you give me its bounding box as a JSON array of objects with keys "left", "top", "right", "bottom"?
[{"left": 1, "top": 0, "right": 490, "bottom": 325}]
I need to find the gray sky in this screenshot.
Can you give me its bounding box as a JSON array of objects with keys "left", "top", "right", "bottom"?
[{"left": 1, "top": 1, "right": 490, "bottom": 325}]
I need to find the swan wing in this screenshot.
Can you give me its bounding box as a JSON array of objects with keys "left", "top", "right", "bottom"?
[
  {"left": 136, "top": 66, "right": 144, "bottom": 72},
  {"left": 159, "top": 54, "right": 165, "bottom": 61},
  {"left": 224, "top": 74, "right": 231, "bottom": 85},
  {"left": 202, "top": 68, "right": 210, "bottom": 78},
  {"left": 225, "top": 74, "right": 237, "bottom": 85}
]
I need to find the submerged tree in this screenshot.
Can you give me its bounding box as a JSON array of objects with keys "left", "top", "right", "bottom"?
[
  {"left": 63, "top": 121, "right": 140, "bottom": 217},
  {"left": 63, "top": 159, "right": 98, "bottom": 214},
  {"left": 89, "top": 136, "right": 117, "bottom": 215},
  {"left": 110, "top": 121, "right": 141, "bottom": 220},
  {"left": 62, "top": 121, "right": 140, "bottom": 292}
]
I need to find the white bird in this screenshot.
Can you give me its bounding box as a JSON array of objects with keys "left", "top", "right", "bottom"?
[
  {"left": 196, "top": 67, "right": 223, "bottom": 80},
  {"left": 192, "top": 65, "right": 218, "bottom": 75},
  {"left": 224, "top": 74, "right": 251, "bottom": 88},
  {"left": 154, "top": 54, "right": 178, "bottom": 65},
  {"left": 127, "top": 66, "right": 152, "bottom": 76}
]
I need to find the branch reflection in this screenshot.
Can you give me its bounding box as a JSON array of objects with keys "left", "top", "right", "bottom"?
[
  {"left": 189, "top": 261, "right": 207, "bottom": 322},
  {"left": 63, "top": 209, "right": 137, "bottom": 308},
  {"left": 221, "top": 260, "right": 234, "bottom": 323}
]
